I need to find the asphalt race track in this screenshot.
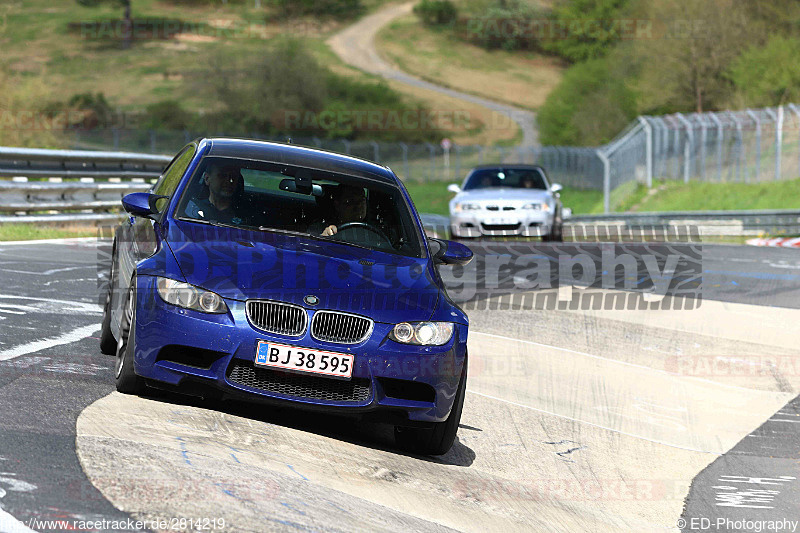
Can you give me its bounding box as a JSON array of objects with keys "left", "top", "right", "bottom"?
[{"left": 0, "top": 237, "right": 798, "bottom": 532}]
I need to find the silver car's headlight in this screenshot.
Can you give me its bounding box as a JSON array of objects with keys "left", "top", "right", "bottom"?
[
  {"left": 389, "top": 322, "right": 455, "bottom": 346},
  {"left": 522, "top": 203, "right": 550, "bottom": 211},
  {"left": 453, "top": 202, "right": 481, "bottom": 213},
  {"left": 157, "top": 277, "right": 228, "bottom": 314}
]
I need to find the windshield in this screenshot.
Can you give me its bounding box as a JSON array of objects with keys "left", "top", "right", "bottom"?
[
  {"left": 175, "top": 156, "right": 424, "bottom": 258},
  {"left": 463, "top": 168, "right": 548, "bottom": 191}
]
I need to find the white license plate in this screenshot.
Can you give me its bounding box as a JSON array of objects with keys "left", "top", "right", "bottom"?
[
  {"left": 255, "top": 341, "right": 353, "bottom": 379},
  {"left": 485, "top": 217, "right": 517, "bottom": 225}
]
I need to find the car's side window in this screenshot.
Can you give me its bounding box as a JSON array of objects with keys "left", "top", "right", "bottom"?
[{"left": 153, "top": 145, "right": 195, "bottom": 201}]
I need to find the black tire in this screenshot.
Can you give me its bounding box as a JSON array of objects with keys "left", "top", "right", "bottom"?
[
  {"left": 115, "top": 277, "right": 145, "bottom": 394},
  {"left": 394, "top": 359, "right": 468, "bottom": 456},
  {"left": 543, "top": 214, "right": 564, "bottom": 242},
  {"left": 99, "top": 247, "right": 117, "bottom": 355}
]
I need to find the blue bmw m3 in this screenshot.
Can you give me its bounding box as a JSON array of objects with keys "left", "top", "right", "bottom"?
[{"left": 100, "top": 138, "right": 473, "bottom": 455}]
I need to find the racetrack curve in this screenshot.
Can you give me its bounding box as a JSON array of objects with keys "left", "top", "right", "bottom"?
[{"left": 1, "top": 238, "right": 799, "bottom": 532}]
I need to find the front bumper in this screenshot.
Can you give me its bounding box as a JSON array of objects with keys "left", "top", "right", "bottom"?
[
  {"left": 132, "top": 275, "right": 467, "bottom": 424},
  {"left": 450, "top": 211, "right": 553, "bottom": 238}
]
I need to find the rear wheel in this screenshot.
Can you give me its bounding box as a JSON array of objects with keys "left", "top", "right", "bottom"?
[
  {"left": 394, "top": 359, "right": 467, "bottom": 456},
  {"left": 115, "top": 277, "right": 144, "bottom": 394},
  {"left": 99, "top": 247, "right": 117, "bottom": 355}
]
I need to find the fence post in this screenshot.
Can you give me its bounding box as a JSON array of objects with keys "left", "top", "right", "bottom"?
[
  {"left": 638, "top": 116, "right": 653, "bottom": 188},
  {"left": 728, "top": 112, "right": 743, "bottom": 181},
  {"left": 399, "top": 143, "right": 409, "bottom": 181},
  {"left": 370, "top": 140, "right": 380, "bottom": 163},
  {"left": 425, "top": 143, "right": 436, "bottom": 181},
  {"left": 675, "top": 113, "right": 693, "bottom": 183},
  {"left": 149, "top": 130, "right": 157, "bottom": 153},
  {"left": 597, "top": 149, "right": 610, "bottom": 214},
  {"left": 341, "top": 139, "right": 351, "bottom": 155},
  {"left": 454, "top": 144, "right": 461, "bottom": 181},
  {"left": 746, "top": 109, "right": 760, "bottom": 182},
  {"left": 709, "top": 113, "right": 724, "bottom": 182},
  {"left": 694, "top": 113, "right": 707, "bottom": 182},
  {"left": 773, "top": 107, "right": 784, "bottom": 180},
  {"left": 312, "top": 136, "right": 322, "bottom": 148},
  {"left": 789, "top": 104, "right": 800, "bottom": 177}
]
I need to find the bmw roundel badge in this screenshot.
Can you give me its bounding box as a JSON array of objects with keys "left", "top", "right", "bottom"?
[{"left": 304, "top": 295, "right": 319, "bottom": 306}]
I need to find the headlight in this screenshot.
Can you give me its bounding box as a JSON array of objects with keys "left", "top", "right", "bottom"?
[
  {"left": 157, "top": 277, "right": 228, "bottom": 314},
  {"left": 453, "top": 202, "right": 481, "bottom": 213},
  {"left": 389, "top": 322, "right": 455, "bottom": 346},
  {"left": 522, "top": 203, "right": 550, "bottom": 211}
]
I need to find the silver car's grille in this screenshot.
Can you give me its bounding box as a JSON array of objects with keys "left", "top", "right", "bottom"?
[
  {"left": 246, "top": 300, "right": 307, "bottom": 336},
  {"left": 311, "top": 311, "right": 373, "bottom": 344}
]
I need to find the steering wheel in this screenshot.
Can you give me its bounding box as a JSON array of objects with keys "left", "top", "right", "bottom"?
[{"left": 335, "top": 222, "right": 392, "bottom": 246}]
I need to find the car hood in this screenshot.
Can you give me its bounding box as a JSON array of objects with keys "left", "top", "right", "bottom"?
[
  {"left": 165, "top": 219, "right": 440, "bottom": 322},
  {"left": 454, "top": 188, "right": 552, "bottom": 203}
]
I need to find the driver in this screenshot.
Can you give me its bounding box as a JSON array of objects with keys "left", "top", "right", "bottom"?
[
  {"left": 318, "top": 185, "right": 367, "bottom": 236},
  {"left": 185, "top": 164, "right": 244, "bottom": 224}
]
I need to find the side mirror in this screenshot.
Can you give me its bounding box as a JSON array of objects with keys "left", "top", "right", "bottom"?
[
  {"left": 550, "top": 183, "right": 563, "bottom": 194},
  {"left": 122, "top": 192, "right": 168, "bottom": 219},
  {"left": 447, "top": 184, "right": 461, "bottom": 194},
  {"left": 429, "top": 238, "right": 473, "bottom": 266}
]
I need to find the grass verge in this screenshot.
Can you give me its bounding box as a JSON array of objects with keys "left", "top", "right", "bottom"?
[{"left": 0, "top": 223, "right": 101, "bottom": 241}]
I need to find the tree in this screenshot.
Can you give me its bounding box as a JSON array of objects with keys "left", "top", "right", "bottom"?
[
  {"left": 728, "top": 36, "right": 800, "bottom": 107},
  {"left": 76, "top": 0, "right": 132, "bottom": 49},
  {"left": 632, "top": 0, "right": 753, "bottom": 114}
]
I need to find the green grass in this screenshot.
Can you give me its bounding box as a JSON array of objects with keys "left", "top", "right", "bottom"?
[
  {"left": 0, "top": 223, "right": 100, "bottom": 241},
  {"left": 628, "top": 178, "right": 800, "bottom": 212}
]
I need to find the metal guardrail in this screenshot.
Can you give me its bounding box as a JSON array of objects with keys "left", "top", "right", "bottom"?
[
  {"left": 568, "top": 209, "right": 800, "bottom": 236},
  {"left": 421, "top": 210, "right": 800, "bottom": 239},
  {"left": 0, "top": 146, "right": 171, "bottom": 179},
  {"left": 0, "top": 146, "right": 166, "bottom": 224},
  {"left": 0, "top": 180, "right": 151, "bottom": 213}
]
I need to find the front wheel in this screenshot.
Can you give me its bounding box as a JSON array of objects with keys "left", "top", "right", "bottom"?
[
  {"left": 115, "top": 277, "right": 145, "bottom": 394},
  {"left": 99, "top": 248, "right": 118, "bottom": 355},
  {"left": 394, "top": 359, "right": 467, "bottom": 456}
]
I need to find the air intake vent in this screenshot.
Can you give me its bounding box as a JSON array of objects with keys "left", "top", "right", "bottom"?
[
  {"left": 246, "top": 300, "right": 308, "bottom": 336},
  {"left": 228, "top": 361, "right": 371, "bottom": 402},
  {"left": 311, "top": 311, "right": 373, "bottom": 344}
]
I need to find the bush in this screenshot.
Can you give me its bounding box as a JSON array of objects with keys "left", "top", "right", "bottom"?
[
  {"left": 199, "top": 39, "right": 443, "bottom": 142},
  {"left": 413, "top": 0, "right": 457, "bottom": 26},
  {"left": 542, "top": 0, "right": 630, "bottom": 62},
  {"left": 273, "top": 0, "right": 364, "bottom": 19},
  {"left": 537, "top": 56, "right": 637, "bottom": 145}
]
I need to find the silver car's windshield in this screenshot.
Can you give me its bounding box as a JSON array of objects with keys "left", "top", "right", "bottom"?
[
  {"left": 175, "top": 156, "right": 424, "bottom": 258},
  {"left": 463, "top": 168, "right": 548, "bottom": 191}
]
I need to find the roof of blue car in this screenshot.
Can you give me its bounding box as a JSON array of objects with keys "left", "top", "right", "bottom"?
[{"left": 204, "top": 138, "right": 397, "bottom": 184}]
